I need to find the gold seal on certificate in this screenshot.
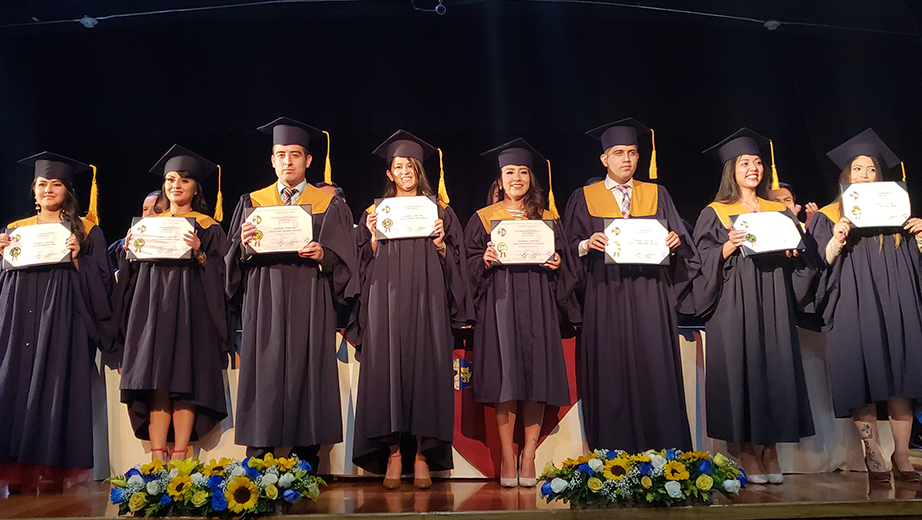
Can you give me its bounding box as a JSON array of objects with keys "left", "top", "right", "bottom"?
[
  {"left": 126, "top": 216, "right": 196, "bottom": 261},
  {"left": 2, "top": 222, "right": 73, "bottom": 270},
  {"left": 244, "top": 205, "right": 314, "bottom": 255},
  {"left": 489, "top": 220, "right": 555, "bottom": 265},
  {"left": 730, "top": 211, "right": 804, "bottom": 256},
  {"left": 374, "top": 195, "right": 438, "bottom": 240},
  {"left": 840, "top": 181, "right": 911, "bottom": 228},
  {"left": 602, "top": 218, "right": 670, "bottom": 265}
]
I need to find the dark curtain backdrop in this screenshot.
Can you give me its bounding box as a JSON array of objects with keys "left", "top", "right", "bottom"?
[{"left": 1, "top": 1, "right": 920, "bottom": 239}]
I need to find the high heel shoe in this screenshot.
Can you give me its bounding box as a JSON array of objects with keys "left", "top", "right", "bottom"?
[
  {"left": 865, "top": 454, "right": 892, "bottom": 483},
  {"left": 499, "top": 456, "right": 518, "bottom": 488},
  {"left": 413, "top": 455, "right": 432, "bottom": 490},
  {"left": 383, "top": 452, "right": 402, "bottom": 489},
  {"left": 891, "top": 454, "right": 921, "bottom": 483},
  {"left": 760, "top": 449, "right": 783, "bottom": 484},
  {"left": 517, "top": 454, "right": 537, "bottom": 488}
]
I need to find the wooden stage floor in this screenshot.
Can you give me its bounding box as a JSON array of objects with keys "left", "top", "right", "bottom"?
[{"left": 3, "top": 472, "right": 922, "bottom": 519}]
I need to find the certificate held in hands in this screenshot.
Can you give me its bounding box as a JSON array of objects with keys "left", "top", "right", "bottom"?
[
  {"left": 490, "top": 220, "right": 556, "bottom": 265},
  {"left": 244, "top": 205, "right": 313, "bottom": 255},
  {"left": 2, "top": 222, "right": 73, "bottom": 270},
  {"left": 730, "top": 211, "right": 804, "bottom": 256},
  {"left": 602, "top": 218, "right": 670, "bottom": 265},
  {"left": 840, "top": 181, "right": 911, "bottom": 228},
  {"left": 374, "top": 195, "right": 438, "bottom": 240},
  {"left": 127, "top": 217, "right": 196, "bottom": 261}
]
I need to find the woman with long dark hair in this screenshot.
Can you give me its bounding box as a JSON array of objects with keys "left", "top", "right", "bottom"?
[
  {"left": 348, "top": 130, "right": 471, "bottom": 489},
  {"left": 809, "top": 129, "right": 922, "bottom": 482},
  {"left": 692, "top": 129, "right": 816, "bottom": 484},
  {"left": 116, "top": 145, "right": 229, "bottom": 462},
  {"left": 463, "top": 139, "right": 574, "bottom": 487},
  {"left": 0, "top": 152, "right": 113, "bottom": 493}
]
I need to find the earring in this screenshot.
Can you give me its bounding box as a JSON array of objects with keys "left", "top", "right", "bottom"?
[{"left": 35, "top": 200, "right": 40, "bottom": 211}]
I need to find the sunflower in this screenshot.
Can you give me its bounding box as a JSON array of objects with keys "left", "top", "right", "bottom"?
[
  {"left": 167, "top": 475, "right": 193, "bottom": 501},
  {"left": 602, "top": 457, "right": 632, "bottom": 481},
  {"left": 630, "top": 454, "right": 651, "bottom": 463},
  {"left": 678, "top": 451, "right": 711, "bottom": 461},
  {"left": 203, "top": 457, "right": 234, "bottom": 477},
  {"left": 275, "top": 457, "right": 297, "bottom": 472},
  {"left": 225, "top": 476, "right": 259, "bottom": 514},
  {"left": 663, "top": 460, "right": 690, "bottom": 481},
  {"left": 141, "top": 459, "right": 165, "bottom": 475}
]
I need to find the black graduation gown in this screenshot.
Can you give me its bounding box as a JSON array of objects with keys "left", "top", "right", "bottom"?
[
  {"left": 0, "top": 217, "right": 113, "bottom": 468},
  {"left": 347, "top": 203, "right": 471, "bottom": 475},
  {"left": 564, "top": 180, "right": 698, "bottom": 452},
  {"left": 463, "top": 204, "right": 571, "bottom": 407},
  {"left": 225, "top": 184, "right": 357, "bottom": 448},
  {"left": 692, "top": 199, "right": 815, "bottom": 444},
  {"left": 809, "top": 204, "right": 922, "bottom": 418},
  {"left": 116, "top": 212, "right": 230, "bottom": 441}
]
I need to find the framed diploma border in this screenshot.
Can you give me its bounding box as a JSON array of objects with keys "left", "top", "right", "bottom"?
[
  {"left": 489, "top": 219, "right": 556, "bottom": 265},
  {"left": 729, "top": 211, "right": 805, "bottom": 257},
  {"left": 840, "top": 181, "right": 911, "bottom": 228},
  {"left": 602, "top": 218, "right": 670, "bottom": 265},
  {"left": 2, "top": 222, "right": 73, "bottom": 270},
  {"left": 126, "top": 216, "right": 196, "bottom": 261},
  {"left": 374, "top": 195, "right": 438, "bottom": 240},
  {"left": 244, "top": 205, "right": 314, "bottom": 255}
]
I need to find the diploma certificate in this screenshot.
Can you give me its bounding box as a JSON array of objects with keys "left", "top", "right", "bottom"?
[
  {"left": 374, "top": 195, "right": 438, "bottom": 240},
  {"left": 490, "top": 219, "right": 556, "bottom": 265},
  {"left": 840, "top": 181, "right": 911, "bottom": 228},
  {"left": 2, "top": 222, "right": 72, "bottom": 270},
  {"left": 244, "top": 205, "right": 314, "bottom": 255},
  {"left": 602, "top": 218, "right": 670, "bottom": 265},
  {"left": 126, "top": 217, "right": 196, "bottom": 261},
  {"left": 730, "top": 211, "right": 805, "bottom": 256}
]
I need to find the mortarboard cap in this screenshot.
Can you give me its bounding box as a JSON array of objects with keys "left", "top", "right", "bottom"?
[
  {"left": 826, "top": 128, "right": 900, "bottom": 171},
  {"left": 257, "top": 117, "right": 324, "bottom": 151},
  {"left": 18, "top": 151, "right": 101, "bottom": 224},
  {"left": 481, "top": 138, "right": 559, "bottom": 218},
  {"left": 586, "top": 118, "right": 650, "bottom": 152},
  {"left": 702, "top": 128, "right": 769, "bottom": 165},
  {"left": 149, "top": 144, "right": 218, "bottom": 183},
  {"left": 372, "top": 129, "right": 437, "bottom": 163}
]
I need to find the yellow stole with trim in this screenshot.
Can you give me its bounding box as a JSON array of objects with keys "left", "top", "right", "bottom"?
[
  {"left": 160, "top": 210, "right": 218, "bottom": 229},
  {"left": 7, "top": 215, "right": 96, "bottom": 234},
  {"left": 706, "top": 198, "right": 788, "bottom": 227},
  {"left": 475, "top": 202, "right": 554, "bottom": 233},
  {"left": 250, "top": 184, "right": 332, "bottom": 214},
  {"left": 818, "top": 202, "right": 842, "bottom": 224},
  {"left": 583, "top": 179, "right": 658, "bottom": 218}
]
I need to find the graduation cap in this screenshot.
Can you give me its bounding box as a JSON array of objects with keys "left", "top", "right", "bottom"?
[
  {"left": 374, "top": 130, "right": 450, "bottom": 205},
  {"left": 826, "top": 128, "right": 900, "bottom": 175},
  {"left": 18, "top": 151, "right": 100, "bottom": 224},
  {"left": 258, "top": 117, "right": 333, "bottom": 184},
  {"left": 149, "top": 144, "right": 225, "bottom": 221},
  {"left": 703, "top": 128, "right": 782, "bottom": 189},
  {"left": 481, "top": 138, "right": 559, "bottom": 218},
  {"left": 586, "top": 118, "right": 659, "bottom": 180}
]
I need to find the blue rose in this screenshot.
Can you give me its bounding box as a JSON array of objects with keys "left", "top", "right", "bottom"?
[
  {"left": 737, "top": 469, "right": 747, "bottom": 488},
  {"left": 300, "top": 460, "right": 313, "bottom": 472},
  {"left": 698, "top": 460, "right": 712, "bottom": 474},
  {"left": 124, "top": 468, "right": 141, "bottom": 479},
  {"left": 540, "top": 482, "right": 553, "bottom": 497},
  {"left": 143, "top": 473, "right": 159, "bottom": 483},
  {"left": 208, "top": 474, "right": 223, "bottom": 492},
  {"left": 211, "top": 492, "right": 228, "bottom": 512},
  {"left": 577, "top": 463, "right": 593, "bottom": 475},
  {"left": 246, "top": 465, "right": 260, "bottom": 480},
  {"left": 283, "top": 489, "right": 301, "bottom": 503},
  {"left": 607, "top": 451, "right": 617, "bottom": 460},
  {"left": 110, "top": 488, "right": 126, "bottom": 504},
  {"left": 666, "top": 448, "right": 676, "bottom": 461},
  {"left": 160, "top": 494, "right": 172, "bottom": 506},
  {"left": 638, "top": 462, "right": 653, "bottom": 476}
]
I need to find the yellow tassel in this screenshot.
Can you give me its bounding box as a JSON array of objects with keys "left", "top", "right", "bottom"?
[
  {"left": 322, "top": 130, "right": 332, "bottom": 185},
  {"left": 648, "top": 128, "right": 658, "bottom": 180},
  {"left": 213, "top": 164, "right": 224, "bottom": 222},
  {"left": 902, "top": 161, "right": 906, "bottom": 183},
  {"left": 437, "top": 147, "right": 450, "bottom": 205},
  {"left": 86, "top": 164, "right": 100, "bottom": 225},
  {"left": 769, "top": 139, "right": 780, "bottom": 190},
  {"left": 546, "top": 159, "right": 559, "bottom": 219}
]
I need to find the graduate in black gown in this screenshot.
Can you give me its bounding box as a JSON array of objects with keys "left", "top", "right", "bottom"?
[
  {"left": 225, "top": 118, "right": 357, "bottom": 467},
  {"left": 348, "top": 130, "right": 471, "bottom": 489},
  {"left": 693, "top": 129, "right": 816, "bottom": 484},
  {"left": 563, "top": 119, "right": 698, "bottom": 454},
  {"left": 107, "top": 190, "right": 167, "bottom": 275},
  {"left": 0, "top": 153, "right": 113, "bottom": 493},
  {"left": 116, "top": 146, "right": 229, "bottom": 462},
  {"left": 809, "top": 129, "right": 922, "bottom": 482},
  {"left": 464, "top": 139, "right": 573, "bottom": 487}
]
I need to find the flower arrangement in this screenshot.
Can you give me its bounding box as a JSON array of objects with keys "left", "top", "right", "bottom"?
[
  {"left": 539, "top": 448, "right": 746, "bottom": 508},
  {"left": 107, "top": 454, "right": 325, "bottom": 517}
]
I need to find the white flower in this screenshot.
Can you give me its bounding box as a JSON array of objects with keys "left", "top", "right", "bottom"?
[
  {"left": 169, "top": 468, "right": 178, "bottom": 479},
  {"left": 723, "top": 479, "right": 741, "bottom": 494},
  {"left": 262, "top": 473, "right": 278, "bottom": 485},
  {"left": 278, "top": 472, "right": 295, "bottom": 489},
  {"left": 664, "top": 480, "right": 683, "bottom": 499},
  {"left": 146, "top": 481, "right": 160, "bottom": 495},
  {"left": 649, "top": 454, "right": 667, "bottom": 470},
  {"left": 127, "top": 475, "right": 144, "bottom": 487},
  {"left": 191, "top": 473, "right": 207, "bottom": 486},
  {"left": 588, "top": 458, "right": 603, "bottom": 473},
  {"left": 232, "top": 466, "right": 246, "bottom": 478},
  {"left": 550, "top": 478, "right": 568, "bottom": 493}
]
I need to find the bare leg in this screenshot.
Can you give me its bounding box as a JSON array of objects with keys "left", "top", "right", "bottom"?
[
  {"left": 170, "top": 401, "right": 195, "bottom": 460},
  {"left": 760, "top": 443, "right": 780, "bottom": 474},
  {"left": 736, "top": 442, "right": 763, "bottom": 479},
  {"left": 888, "top": 398, "right": 915, "bottom": 473},
  {"left": 519, "top": 401, "right": 544, "bottom": 483},
  {"left": 148, "top": 390, "right": 171, "bottom": 462},
  {"left": 414, "top": 437, "right": 431, "bottom": 488},
  {"left": 384, "top": 444, "right": 402, "bottom": 481},
  {"left": 853, "top": 404, "right": 887, "bottom": 472},
  {"left": 495, "top": 401, "right": 518, "bottom": 481}
]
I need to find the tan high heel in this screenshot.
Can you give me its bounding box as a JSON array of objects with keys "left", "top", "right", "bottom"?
[
  {"left": 413, "top": 454, "right": 432, "bottom": 489},
  {"left": 383, "top": 451, "right": 402, "bottom": 490}
]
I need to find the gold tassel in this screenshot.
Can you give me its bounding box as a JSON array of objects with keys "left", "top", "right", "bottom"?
[
  {"left": 546, "top": 159, "right": 559, "bottom": 219},
  {"left": 769, "top": 139, "right": 780, "bottom": 190},
  {"left": 86, "top": 164, "right": 100, "bottom": 224},
  {"left": 213, "top": 164, "right": 224, "bottom": 222},
  {"left": 902, "top": 161, "right": 906, "bottom": 183},
  {"left": 322, "top": 130, "right": 332, "bottom": 185},
  {"left": 648, "top": 128, "right": 658, "bottom": 180},
  {"left": 437, "top": 147, "right": 450, "bottom": 205}
]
